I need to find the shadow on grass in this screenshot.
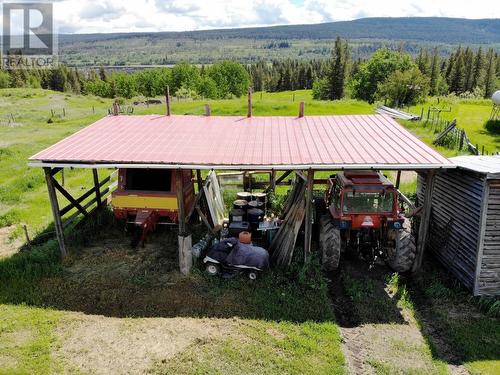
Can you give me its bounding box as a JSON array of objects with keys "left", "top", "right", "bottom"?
[
  {"left": 328, "top": 258, "right": 408, "bottom": 327},
  {"left": 406, "top": 260, "right": 500, "bottom": 369},
  {"left": 0, "top": 211, "right": 335, "bottom": 323}
]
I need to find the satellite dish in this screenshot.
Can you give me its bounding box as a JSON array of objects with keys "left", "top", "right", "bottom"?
[{"left": 492, "top": 90, "right": 500, "bottom": 105}]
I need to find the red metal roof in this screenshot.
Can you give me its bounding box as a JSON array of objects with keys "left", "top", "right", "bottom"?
[{"left": 29, "top": 114, "right": 453, "bottom": 170}]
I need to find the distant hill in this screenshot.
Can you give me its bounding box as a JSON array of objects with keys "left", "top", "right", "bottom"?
[{"left": 59, "top": 17, "right": 500, "bottom": 66}]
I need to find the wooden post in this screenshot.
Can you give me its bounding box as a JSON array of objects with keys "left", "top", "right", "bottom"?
[
  {"left": 176, "top": 170, "right": 186, "bottom": 235},
  {"left": 204, "top": 104, "right": 211, "bottom": 116},
  {"left": 92, "top": 169, "right": 102, "bottom": 209},
  {"left": 395, "top": 170, "right": 401, "bottom": 190},
  {"left": 247, "top": 87, "right": 252, "bottom": 117},
  {"left": 270, "top": 170, "right": 276, "bottom": 193},
  {"left": 304, "top": 169, "right": 314, "bottom": 261},
  {"left": 412, "top": 170, "right": 436, "bottom": 272},
  {"left": 44, "top": 167, "right": 67, "bottom": 258},
  {"left": 178, "top": 233, "right": 192, "bottom": 275},
  {"left": 196, "top": 169, "right": 203, "bottom": 193},
  {"left": 298, "top": 102, "right": 305, "bottom": 118},
  {"left": 176, "top": 169, "right": 191, "bottom": 274},
  {"left": 165, "top": 86, "right": 171, "bottom": 116}
]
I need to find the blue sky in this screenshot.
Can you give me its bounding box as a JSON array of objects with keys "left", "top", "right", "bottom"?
[{"left": 18, "top": 0, "right": 500, "bottom": 34}]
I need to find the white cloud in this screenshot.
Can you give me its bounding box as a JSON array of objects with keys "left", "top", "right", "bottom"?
[{"left": 46, "top": 0, "right": 500, "bottom": 33}]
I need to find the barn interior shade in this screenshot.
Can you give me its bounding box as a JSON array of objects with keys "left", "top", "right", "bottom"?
[{"left": 29, "top": 114, "right": 453, "bottom": 169}]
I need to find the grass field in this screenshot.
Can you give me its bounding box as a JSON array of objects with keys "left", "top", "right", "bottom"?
[{"left": 1, "top": 88, "right": 499, "bottom": 374}]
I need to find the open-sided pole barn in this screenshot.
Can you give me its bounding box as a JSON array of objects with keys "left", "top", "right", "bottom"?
[{"left": 29, "top": 111, "right": 453, "bottom": 273}]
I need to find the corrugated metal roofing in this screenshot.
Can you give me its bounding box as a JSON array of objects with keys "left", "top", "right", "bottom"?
[
  {"left": 29, "top": 114, "right": 453, "bottom": 170},
  {"left": 451, "top": 155, "right": 500, "bottom": 177}
]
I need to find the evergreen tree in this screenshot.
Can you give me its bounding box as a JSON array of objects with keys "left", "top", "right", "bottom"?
[
  {"left": 463, "top": 47, "right": 474, "bottom": 92},
  {"left": 471, "top": 47, "right": 483, "bottom": 90},
  {"left": 429, "top": 47, "right": 440, "bottom": 96},
  {"left": 483, "top": 48, "right": 496, "bottom": 98},
  {"left": 328, "top": 37, "right": 350, "bottom": 99},
  {"left": 449, "top": 47, "right": 465, "bottom": 93},
  {"left": 416, "top": 48, "right": 430, "bottom": 75}
]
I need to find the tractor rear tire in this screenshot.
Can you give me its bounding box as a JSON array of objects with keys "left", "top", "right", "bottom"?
[
  {"left": 319, "top": 215, "right": 341, "bottom": 272},
  {"left": 386, "top": 230, "right": 416, "bottom": 273}
]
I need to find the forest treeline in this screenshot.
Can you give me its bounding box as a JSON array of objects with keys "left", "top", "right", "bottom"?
[{"left": 1, "top": 40, "right": 499, "bottom": 107}]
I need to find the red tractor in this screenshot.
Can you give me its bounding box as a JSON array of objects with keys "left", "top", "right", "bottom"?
[{"left": 318, "top": 170, "right": 416, "bottom": 272}]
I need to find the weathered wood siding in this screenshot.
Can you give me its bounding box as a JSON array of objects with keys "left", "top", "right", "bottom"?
[
  {"left": 417, "top": 170, "right": 486, "bottom": 292},
  {"left": 477, "top": 180, "right": 500, "bottom": 295}
]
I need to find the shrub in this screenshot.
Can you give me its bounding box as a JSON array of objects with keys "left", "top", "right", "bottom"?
[{"left": 312, "top": 78, "right": 330, "bottom": 100}]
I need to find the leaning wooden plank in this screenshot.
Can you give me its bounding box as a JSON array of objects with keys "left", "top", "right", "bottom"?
[{"left": 433, "top": 120, "right": 457, "bottom": 145}]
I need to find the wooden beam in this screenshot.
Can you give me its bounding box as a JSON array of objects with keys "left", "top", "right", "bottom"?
[
  {"left": 60, "top": 175, "right": 111, "bottom": 216},
  {"left": 473, "top": 180, "right": 490, "bottom": 295},
  {"left": 44, "top": 167, "right": 67, "bottom": 258},
  {"left": 304, "top": 169, "right": 314, "bottom": 261},
  {"left": 52, "top": 178, "right": 89, "bottom": 218},
  {"left": 395, "top": 170, "right": 401, "bottom": 190},
  {"left": 264, "top": 170, "right": 293, "bottom": 193},
  {"left": 50, "top": 167, "right": 63, "bottom": 176},
  {"left": 412, "top": 170, "right": 436, "bottom": 272},
  {"left": 165, "top": 86, "right": 171, "bottom": 116},
  {"left": 196, "top": 169, "right": 203, "bottom": 193},
  {"left": 295, "top": 170, "right": 308, "bottom": 181},
  {"left": 176, "top": 169, "right": 186, "bottom": 235},
  {"left": 247, "top": 87, "right": 252, "bottom": 118},
  {"left": 92, "top": 169, "right": 102, "bottom": 209}
]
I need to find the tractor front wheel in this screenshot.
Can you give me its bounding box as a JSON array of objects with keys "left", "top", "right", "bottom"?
[
  {"left": 319, "top": 215, "right": 341, "bottom": 272},
  {"left": 386, "top": 230, "right": 416, "bottom": 272}
]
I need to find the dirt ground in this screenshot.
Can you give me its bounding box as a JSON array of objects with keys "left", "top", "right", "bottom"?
[
  {"left": 0, "top": 225, "right": 23, "bottom": 258},
  {"left": 55, "top": 313, "right": 241, "bottom": 374},
  {"left": 329, "top": 259, "right": 469, "bottom": 375}
]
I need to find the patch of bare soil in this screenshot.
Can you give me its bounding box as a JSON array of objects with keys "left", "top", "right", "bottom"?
[
  {"left": 55, "top": 312, "right": 241, "bottom": 375},
  {"left": 330, "top": 259, "right": 455, "bottom": 374},
  {"left": 0, "top": 225, "right": 24, "bottom": 258},
  {"left": 0, "top": 329, "right": 34, "bottom": 348},
  {"left": 36, "top": 229, "right": 251, "bottom": 318},
  {"left": 0, "top": 354, "right": 17, "bottom": 369}
]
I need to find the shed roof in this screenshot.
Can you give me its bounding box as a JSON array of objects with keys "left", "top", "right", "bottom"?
[
  {"left": 450, "top": 155, "right": 500, "bottom": 178},
  {"left": 29, "top": 114, "right": 453, "bottom": 170}
]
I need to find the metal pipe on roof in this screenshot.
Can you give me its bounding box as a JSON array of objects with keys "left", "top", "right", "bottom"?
[
  {"left": 247, "top": 87, "right": 252, "bottom": 118},
  {"left": 165, "top": 86, "right": 171, "bottom": 116},
  {"left": 299, "top": 102, "right": 305, "bottom": 118}
]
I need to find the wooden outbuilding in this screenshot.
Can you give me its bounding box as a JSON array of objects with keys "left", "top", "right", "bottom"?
[
  {"left": 28, "top": 100, "right": 453, "bottom": 274},
  {"left": 417, "top": 156, "right": 500, "bottom": 295}
]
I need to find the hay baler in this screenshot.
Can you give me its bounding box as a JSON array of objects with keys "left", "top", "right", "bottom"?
[{"left": 112, "top": 168, "right": 195, "bottom": 244}]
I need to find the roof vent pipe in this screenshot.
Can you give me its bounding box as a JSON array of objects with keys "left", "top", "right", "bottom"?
[
  {"left": 165, "top": 86, "right": 171, "bottom": 116},
  {"left": 112, "top": 100, "right": 119, "bottom": 116},
  {"left": 247, "top": 87, "right": 252, "bottom": 118},
  {"left": 299, "top": 101, "right": 305, "bottom": 118}
]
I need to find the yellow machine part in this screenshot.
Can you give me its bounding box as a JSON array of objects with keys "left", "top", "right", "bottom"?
[{"left": 112, "top": 194, "right": 178, "bottom": 210}]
